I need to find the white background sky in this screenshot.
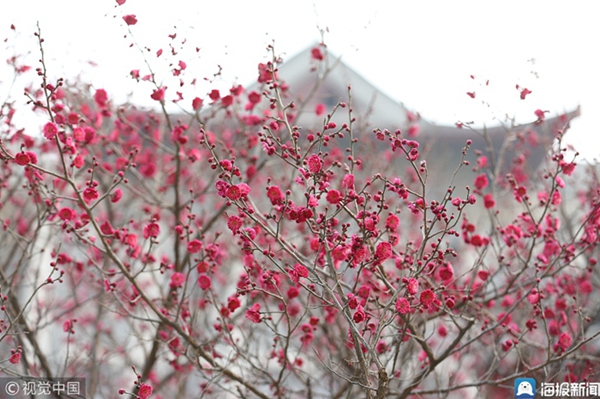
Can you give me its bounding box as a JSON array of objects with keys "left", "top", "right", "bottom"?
[{"left": 2, "top": 1, "right": 598, "bottom": 160}]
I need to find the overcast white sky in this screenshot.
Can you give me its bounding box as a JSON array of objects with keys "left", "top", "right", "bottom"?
[{"left": 2, "top": 0, "right": 598, "bottom": 159}]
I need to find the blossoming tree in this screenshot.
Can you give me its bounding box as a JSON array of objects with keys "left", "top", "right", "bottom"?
[{"left": 1, "top": 7, "right": 599, "bottom": 399}]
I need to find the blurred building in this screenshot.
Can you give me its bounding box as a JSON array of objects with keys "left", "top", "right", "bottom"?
[{"left": 237, "top": 46, "right": 581, "bottom": 198}]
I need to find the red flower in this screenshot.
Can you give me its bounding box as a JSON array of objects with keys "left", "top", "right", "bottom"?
[
  {"left": 326, "top": 190, "right": 342, "bottom": 205},
  {"left": 483, "top": 193, "right": 495, "bottom": 209},
  {"left": 470, "top": 234, "right": 484, "bottom": 246},
  {"left": 209, "top": 89, "right": 220, "bottom": 101},
  {"left": 230, "top": 84, "right": 243, "bottom": 96},
  {"left": 143, "top": 222, "right": 160, "bottom": 239},
  {"left": 198, "top": 275, "right": 211, "bottom": 290},
  {"left": 306, "top": 154, "right": 322, "bottom": 173},
  {"left": 466, "top": 92, "right": 476, "bottom": 99},
  {"left": 420, "top": 289, "right": 435, "bottom": 307},
  {"left": 342, "top": 174, "right": 355, "bottom": 190},
  {"left": 474, "top": 173, "right": 489, "bottom": 190},
  {"left": 438, "top": 263, "right": 454, "bottom": 281},
  {"left": 562, "top": 162, "right": 576, "bottom": 176},
  {"left": 438, "top": 325, "right": 448, "bottom": 337},
  {"left": 357, "top": 285, "right": 371, "bottom": 299},
  {"left": 221, "top": 95, "right": 233, "bottom": 106},
  {"left": 227, "top": 215, "right": 243, "bottom": 233},
  {"left": 527, "top": 290, "right": 539, "bottom": 304},
  {"left": 43, "top": 122, "right": 58, "bottom": 140},
  {"left": 502, "top": 339, "right": 514, "bottom": 352},
  {"left": 94, "top": 89, "right": 108, "bottom": 107},
  {"left": 25, "top": 151, "right": 38, "bottom": 164},
  {"left": 228, "top": 296, "right": 241, "bottom": 312},
  {"left": 170, "top": 272, "right": 185, "bottom": 288},
  {"left": 288, "top": 268, "right": 299, "bottom": 283},
  {"left": 287, "top": 286, "right": 299, "bottom": 299},
  {"left": 351, "top": 245, "right": 370, "bottom": 267},
  {"left": 477, "top": 155, "right": 488, "bottom": 168},
  {"left": 534, "top": 108, "right": 546, "bottom": 122},
  {"left": 15, "top": 152, "right": 31, "bottom": 165},
  {"left": 246, "top": 303, "right": 261, "bottom": 323},
  {"left": 110, "top": 188, "right": 122, "bottom": 203},
  {"left": 407, "top": 278, "right": 419, "bottom": 295},
  {"left": 72, "top": 127, "right": 85, "bottom": 142},
  {"left": 116, "top": 0, "right": 126, "bottom": 5},
  {"left": 520, "top": 88, "right": 532, "bottom": 100},
  {"left": 347, "top": 294, "right": 359, "bottom": 309},
  {"left": 477, "top": 270, "right": 490, "bottom": 281},
  {"left": 192, "top": 97, "right": 203, "bottom": 110},
  {"left": 407, "top": 125, "right": 420, "bottom": 137},
  {"left": 555, "top": 332, "right": 572, "bottom": 353},
  {"left": 247, "top": 91, "right": 261, "bottom": 105},
  {"left": 257, "top": 63, "right": 275, "bottom": 83},
  {"left": 9, "top": 352, "right": 21, "bottom": 364},
  {"left": 123, "top": 14, "right": 138, "bottom": 26},
  {"left": 395, "top": 297, "right": 410, "bottom": 314},
  {"left": 525, "top": 319, "right": 537, "bottom": 331},
  {"left": 196, "top": 262, "right": 209, "bottom": 273},
  {"left": 311, "top": 47, "right": 324, "bottom": 61},
  {"left": 63, "top": 320, "right": 73, "bottom": 333},
  {"left": 315, "top": 103, "right": 326, "bottom": 116},
  {"left": 237, "top": 183, "right": 250, "bottom": 197},
  {"left": 408, "top": 148, "right": 419, "bottom": 161},
  {"left": 375, "top": 242, "right": 393, "bottom": 261},
  {"left": 82, "top": 187, "right": 99, "bottom": 204},
  {"left": 150, "top": 87, "right": 166, "bottom": 101},
  {"left": 294, "top": 264, "right": 309, "bottom": 278},
  {"left": 226, "top": 185, "right": 242, "bottom": 201},
  {"left": 125, "top": 234, "right": 137, "bottom": 248},
  {"left": 353, "top": 306, "right": 366, "bottom": 323},
  {"left": 187, "top": 239, "right": 203, "bottom": 253},
  {"left": 138, "top": 383, "right": 153, "bottom": 399},
  {"left": 215, "top": 180, "right": 230, "bottom": 197},
  {"left": 385, "top": 213, "right": 400, "bottom": 231},
  {"left": 513, "top": 186, "right": 527, "bottom": 202},
  {"left": 100, "top": 221, "right": 114, "bottom": 235},
  {"left": 267, "top": 186, "right": 285, "bottom": 205},
  {"left": 58, "top": 207, "right": 76, "bottom": 221}
]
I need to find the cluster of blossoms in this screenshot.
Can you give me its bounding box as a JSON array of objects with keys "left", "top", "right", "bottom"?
[{"left": 0, "top": 9, "right": 597, "bottom": 399}]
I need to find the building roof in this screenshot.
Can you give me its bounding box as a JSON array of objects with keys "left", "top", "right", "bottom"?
[
  {"left": 196, "top": 45, "right": 580, "bottom": 196},
  {"left": 266, "top": 46, "right": 580, "bottom": 184}
]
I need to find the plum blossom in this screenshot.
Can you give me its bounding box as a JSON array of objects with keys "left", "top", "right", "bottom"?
[
  {"left": 307, "top": 154, "right": 322, "bottom": 173},
  {"left": 198, "top": 275, "right": 211, "bottom": 290},
  {"left": 43, "top": 122, "right": 58, "bottom": 140},
  {"left": 83, "top": 187, "right": 99, "bottom": 204},
  {"left": 9, "top": 352, "right": 21, "bottom": 364},
  {"left": 138, "top": 383, "right": 152, "bottom": 399},
  {"left": 15, "top": 152, "right": 31, "bottom": 165},
  {"left": 246, "top": 303, "right": 261, "bottom": 323},
  {"left": 123, "top": 14, "right": 137, "bottom": 26},
  {"left": 395, "top": 297, "right": 410, "bottom": 314},
  {"left": 187, "top": 239, "right": 203, "bottom": 253},
  {"left": 170, "top": 272, "right": 185, "bottom": 288},
  {"left": 375, "top": 242, "right": 393, "bottom": 261},
  {"left": 420, "top": 289, "right": 435, "bottom": 307},
  {"left": 407, "top": 278, "right": 419, "bottom": 295}
]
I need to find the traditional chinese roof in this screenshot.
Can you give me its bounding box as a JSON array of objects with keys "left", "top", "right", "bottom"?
[{"left": 269, "top": 46, "right": 580, "bottom": 188}]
